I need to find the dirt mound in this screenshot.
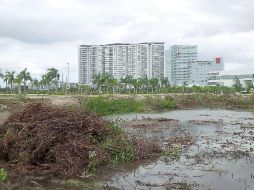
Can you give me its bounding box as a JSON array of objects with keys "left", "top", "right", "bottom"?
[{"left": 0, "top": 102, "right": 110, "bottom": 177}]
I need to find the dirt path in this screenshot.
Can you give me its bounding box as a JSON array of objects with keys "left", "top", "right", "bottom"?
[{"left": 0, "top": 111, "right": 11, "bottom": 126}]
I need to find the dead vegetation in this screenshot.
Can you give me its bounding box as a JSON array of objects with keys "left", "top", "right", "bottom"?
[
  {"left": 132, "top": 137, "right": 161, "bottom": 160},
  {"left": 165, "top": 181, "right": 194, "bottom": 190},
  {"left": 125, "top": 118, "right": 179, "bottom": 129},
  {"left": 189, "top": 119, "right": 222, "bottom": 125},
  {"left": 0, "top": 102, "right": 161, "bottom": 178},
  {"left": 167, "top": 133, "right": 196, "bottom": 148}
]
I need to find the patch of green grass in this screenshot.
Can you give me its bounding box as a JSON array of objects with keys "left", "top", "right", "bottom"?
[
  {"left": 100, "top": 134, "right": 134, "bottom": 166},
  {"left": 81, "top": 94, "right": 254, "bottom": 116},
  {"left": 0, "top": 168, "right": 7, "bottom": 182},
  {"left": 161, "top": 148, "right": 181, "bottom": 161},
  {"left": 81, "top": 96, "right": 176, "bottom": 115},
  {"left": 81, "top": 96, "right": 145, "bottom": 115},
  {"left": 86, "top": 151, "right": 98, "bottom": 174},
  {"left": 86, "top": 123, "right": 134, "bottom": 174},
  {"left": 144, "top": 96, "right": 176, "bottom": 111}
]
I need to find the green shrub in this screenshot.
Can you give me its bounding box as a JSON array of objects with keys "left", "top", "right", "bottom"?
[
  {"left": 0, "top": 168, "right": 7, "bottom": 182},
  {"left": 81, "top": 96, "right": 144, "bottom": 115},
  {"left": 144, "top": 96, "right": 176, "bottom": 111}
]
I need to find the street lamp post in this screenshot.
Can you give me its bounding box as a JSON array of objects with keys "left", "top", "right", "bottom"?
[{"left": 65, "top": 62, "right": 70, "bottom": 95}]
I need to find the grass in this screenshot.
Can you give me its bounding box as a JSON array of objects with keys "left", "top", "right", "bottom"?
[
  {"left": 161, "top": 148, "right": 181, "bottom": 161},
  {"left": 81, "top": 96, "right": 145, "bottom": 115},
  {"left": 81, "top": 95, "right": 175, "bottom": 115},
  {"left": 80, "top": 94, "right": 254, "bottom": 116},
  {"left": 85, "top": 123, "right": 135, "bottom": 174},
  {"left": 0, "top": 168, "right": 7, "bottom": 182}
]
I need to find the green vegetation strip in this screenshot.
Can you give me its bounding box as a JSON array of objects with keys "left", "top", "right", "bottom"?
[{"left": 81, "top": 94, "right": 254, "bottom": 116}]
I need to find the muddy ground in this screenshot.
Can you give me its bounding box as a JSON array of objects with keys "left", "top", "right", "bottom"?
[
  {"left": 107, "top": 109, "right": 254, "bottom": 190},
  {"left": 0, "top": 96, "right": 254, "bottom": 190}
]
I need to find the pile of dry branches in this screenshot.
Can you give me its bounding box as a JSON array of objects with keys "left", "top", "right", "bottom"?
[{"left": 0, "top": 102, "right": 110, "bottom": 177}]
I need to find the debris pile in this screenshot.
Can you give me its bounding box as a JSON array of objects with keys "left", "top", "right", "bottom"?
[
  {"left": 0, "top": 103, "right": 111, "bottom": 177},
  {"left": 0, "top": 103, "right": 162, "bottom": 177}
]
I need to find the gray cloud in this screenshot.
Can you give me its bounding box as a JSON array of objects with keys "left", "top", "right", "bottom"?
[{"left": 0, "top": 0, "right": 253, "bottom": 83}]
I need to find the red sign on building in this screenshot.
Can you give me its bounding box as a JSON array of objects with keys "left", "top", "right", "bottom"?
[{"left": 216, "top": 57, "right": 220, "bottom": 64}]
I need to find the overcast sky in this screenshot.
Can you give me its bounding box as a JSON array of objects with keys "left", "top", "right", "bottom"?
[{"left": 0, "top": 0, "right": 253, "bottom": 83}]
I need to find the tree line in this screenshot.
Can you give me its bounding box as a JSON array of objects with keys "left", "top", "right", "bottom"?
[
  {"left": 91, "top": 73, "right": 238, "bottom": 95},
  {"left": 92, "top": 73, "right": 170, "bottom": 94},
  {"left": 0, "top": 68, "right": 60, "bottom": 95},
  {"left": 0, "top": 69, "right": 250, "bottom": 95}
]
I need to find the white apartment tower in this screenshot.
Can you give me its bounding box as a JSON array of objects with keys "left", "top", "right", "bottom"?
[{"left": 79, "top": 42, "right": 164, "bottom": 85}]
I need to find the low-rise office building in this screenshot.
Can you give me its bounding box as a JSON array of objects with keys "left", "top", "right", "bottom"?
[
  {"left": 207, "top": 70, "right": 254, "bottom": 88},
  {"left": 189, "top": 57, "right": 224, "bottom": 86}
]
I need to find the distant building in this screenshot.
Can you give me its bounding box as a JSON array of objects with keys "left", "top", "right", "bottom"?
[
  {"left": 79, "top": 42, "right": 164, "bottom": 85},
  {"left": 189, "top": 57, "right": 224, "bottom": 86},
  {"left": 164, "top": 49, "right": 171, "bottom": 81},
  {"left": 170, "top": 45, "right": 198, "bottom": 86},
  {"left": 207, "top": 70, "right": 254, "bottom": 88},
  {"left": 167, "top": 45, "right": 224, "bottom": 86}
]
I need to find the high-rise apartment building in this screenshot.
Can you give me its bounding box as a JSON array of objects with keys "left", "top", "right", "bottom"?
[
  {"left": 167, "top": 45, "right": 224, "bottom": 86},
  {"left": 79, "top": 42, "right": 164, "bottom": 85}
]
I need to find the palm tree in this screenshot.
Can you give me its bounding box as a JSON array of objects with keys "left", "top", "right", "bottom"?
[
  {"left": 19, "top": 68, "right": 32, "bottom": 94},
  {"left": 120, "top": 77, "right": 127, "bottom": 93},
  {"left": 131, "top": 78, "right": 139, "bottom": 93},
  {"left": 32, "top": 78, "right": 40, "bottom": 93},
  {"left": 41, "top": 74, "right": 51, "bottom": 94},
  {"left": 3, "top": 72, "right": 9, "bottom": 94},
  {"left": 125, "top": 75, "right": 133, "bottom": 93},
  {"left": 102, "top": 73, "right": 112, "bottom": 94},
  {"left": 93, "top": 73, "right": 102, "bottom": 94},
  {"left": 15, "top": 74, "right": 23, "bottom": 95},
  {"left": 0, "top": 70, "right": 3, "bottom": 82},
  {"left": 0, "top": 70, "right": 4, "bottom": 93},
  {"left": 144, "top": 77, "right": 150, "bottom": 93},
  {"left": 107, "top": 75, "right": 117, "bottom": 94},
  {"left": 149, "top": 78, "right": 159, "bottom": 93},
  {"left": 46, "top": 68, "right": 60, "bottom": 93},
  {"left": 161, "top": 77, "right": 170, "bottom": 88},
  {"left": 6, "top": 71, "right": 15, "bottom": 94},
  {"left": 111, "top": 78, "right": 118, "bottom": 94}
]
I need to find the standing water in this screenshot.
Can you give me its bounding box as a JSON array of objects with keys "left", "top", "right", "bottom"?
[{"left": 106, "top": 109, "right": 254, "bottom": 190}]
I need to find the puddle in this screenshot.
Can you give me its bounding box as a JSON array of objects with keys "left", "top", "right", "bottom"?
[{"left": 106, "top": 109, "right": 254, "bottom": 190}]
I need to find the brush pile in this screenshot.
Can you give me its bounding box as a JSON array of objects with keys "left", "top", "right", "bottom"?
[
  {"left": 0, "top": 103, "right": 162, "bottom": 177},
  {"left": 0, "top": 102, "right": 111, "bottom": 177}
]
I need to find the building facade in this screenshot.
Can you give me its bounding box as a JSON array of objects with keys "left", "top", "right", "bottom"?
[
  {"left": 189, "top": 57, "right": 224, "bottom": 86},
  {"left": 170, "top": 45, "right": 198, "bottom": 86},
  {"left": 168, "top": 45, "right": 224, "bottom": 86},
  {"left": 207, "top": 70, "right": 254, "bottom": 88},
  {"left": 79, "top": 42, "right": 164, "bottom": 85}
]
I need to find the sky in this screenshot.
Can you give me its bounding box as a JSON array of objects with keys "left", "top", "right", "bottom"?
[{"left": 0, "top": 0, "right": 253, "bottom": 83}]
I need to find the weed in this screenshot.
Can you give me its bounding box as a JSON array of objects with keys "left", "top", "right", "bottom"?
[
  {"left": 0, "top": 168, "right": 7, "bottom": 182},
  {"left": 161, "top": 148, "right": 181, "bottom": 161},
  {"left": 81, "top": 96, "right": 144, "bottom": 115},
  {"left": 81, "top": 96, "right": 176, "bottom": 115},
  {"left": 100, "top": 135, "right": 134, "bottom": 166},
  {"left": 86, "top": 151, "right": 98, "bottom": 174}
]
